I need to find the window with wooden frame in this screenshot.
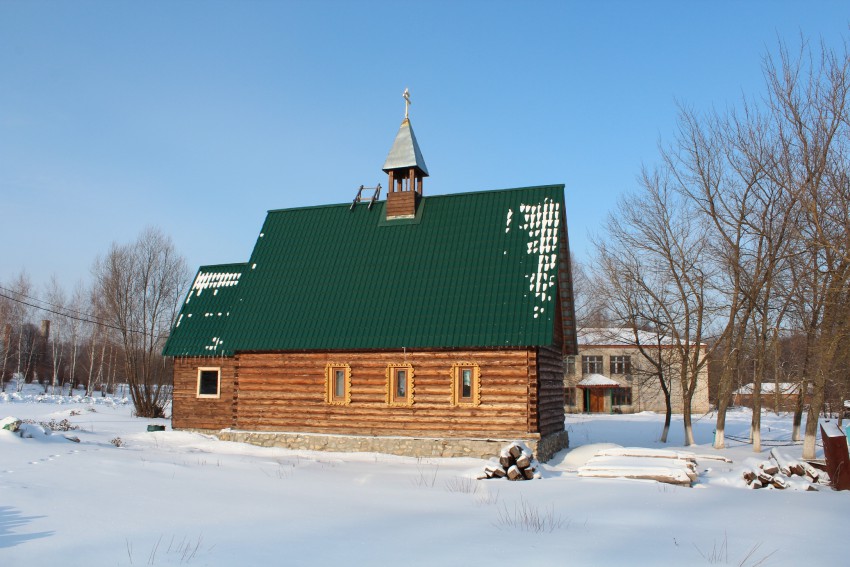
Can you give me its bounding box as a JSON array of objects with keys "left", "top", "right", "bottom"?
[
  {"left": 325, "top": 363, "right": 351, "bottom": 405},
  {"left": 582, "top": 355, "right": 603, "bottom": 375},
  {"left": 451, "top": 363, "right": 480, "bottom": 406},
  {"left": 610, "top": 355, "right": 631, "bottom": 375},
  {"left": 611, "top": 386, "right": 632, "bottom": 406},
  {"left": 386, "top": 364, "right": 414, "bottom": 406},
  {"left": 565, "top": 356, "right": 576, "bottom": 375},
  {"left": 197, "top": 367, "right": 221, "bottom": 399}
]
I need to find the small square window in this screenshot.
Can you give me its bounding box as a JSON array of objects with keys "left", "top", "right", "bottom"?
[
  {"left": 451, "top": 363, "right": 480, "bottom": 406},
  {"left": 197, "top": 367, "right": 220, "bottom": 398},
  {"left": 386, "top": 364, "right": 414, "bottom": 406},
  {"left": 325, "top": 364, "right": 351, "bottom": 405}
]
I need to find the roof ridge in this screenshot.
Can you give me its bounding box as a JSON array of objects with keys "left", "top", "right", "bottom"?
[
  {"left": 265, "top": 184, "right": 565, "bottom": 214},
  {"left": 196, "top": 262, "right": 248, "bottom": 271}
]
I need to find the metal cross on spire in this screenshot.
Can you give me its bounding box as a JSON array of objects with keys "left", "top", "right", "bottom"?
[{"left": 403, "top": 87, "right": 411, "bottom": 119}]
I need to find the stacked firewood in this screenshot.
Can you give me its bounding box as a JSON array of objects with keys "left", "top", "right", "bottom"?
[
  {"left": 481, "top": 442, "right": 539, "bottom": 481},
  {"left": 743, "top": 448, "right": 826, "bottom": 490}
]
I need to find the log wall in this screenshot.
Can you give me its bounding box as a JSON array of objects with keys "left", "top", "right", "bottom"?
[
  {"left": 231, "top": 348, "right": 536, "bottom": 438},
  {"left": 172, "top": 357, "right": 237, "bottom": 430},
  {"left": 558, "top": 210, "right": 578, "bottom": 356},
  {"left": 536, "top": 344, "right": 566, "bottom": 437}
]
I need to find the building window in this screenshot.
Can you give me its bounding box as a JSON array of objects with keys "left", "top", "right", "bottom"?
[
  {"left": 610, "top": 355, "right": 631, "bottom": 375},
  {"left": 325, "top": 363, "right": 351, "bottom": 405},
  {"left": 611, "top": 387, "right": 632, "bottom": 406},
  {"left": 582, "top": 355, "right": 603, "bottom": 375},
  {"left": 564, "top": 387, "right": 576, "bottom": 406},
  {"left": 451, "top": 363, "right": 480, "bottom": 406},
  {"left": 386, "top": 364, "right": 414, "bottom": 406},
  {"left": 197, "top": 367, "right": 220, "bottom": 398},
  {"left": 565, "top": 356, "right": 576, "bottom": 375}
]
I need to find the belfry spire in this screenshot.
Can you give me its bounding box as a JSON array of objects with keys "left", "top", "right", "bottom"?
[{"left": 383, "top": 88, "right": 428, "bottom": 218}]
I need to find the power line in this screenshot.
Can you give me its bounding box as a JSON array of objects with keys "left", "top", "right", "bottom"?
[
  {"left": 0, "top": 290, "right": 173, "bottom": 340},
  {"left": 0, "top": 284, "right": 101, "bottom": 322}
]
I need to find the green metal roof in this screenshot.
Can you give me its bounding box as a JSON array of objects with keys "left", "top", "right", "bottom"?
[
  {"left": 163, "top": 263, "right": 246, "bottom": 356},
  {"left": 163, "top": 185, "right": 576, "bottom": 356}
]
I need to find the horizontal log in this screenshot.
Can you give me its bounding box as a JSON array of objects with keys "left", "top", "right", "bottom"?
[
  {"left": 235, "top": 411, "right": 528, "bottom": 424},
  {"left": 235, "top": 387, "right": 530, "bottom": 401},
  {"left": 235, "top": 419, "right": 529, "bottom": 431},
  {"left": 236, "top": 370, "right": 532, "bottom": 384},
  {"left": 238, "top": 350, "right": 532, "bottom": 363},
  {"left": 234, "top": 423, "right": 531, "bottom": 438},
  {"left": 234, "top": 413, "right": 531, "bottom": 426}
]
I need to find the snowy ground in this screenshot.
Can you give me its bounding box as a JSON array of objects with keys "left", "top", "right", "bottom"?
[{"left": 2, "top": 386, "right": 848, "bottom": 566}]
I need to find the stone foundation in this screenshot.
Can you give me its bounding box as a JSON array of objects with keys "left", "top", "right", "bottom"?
[{"left": 179, "top": 428, "right": 569, "bottom": 461}]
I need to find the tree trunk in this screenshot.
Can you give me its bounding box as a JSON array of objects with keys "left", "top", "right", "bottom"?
[
  {"left": 655, "top": 358, "right": 673, "bottom": 443},
  {"left": 751, "top": 349, "right": 763, "bottom": 453},
  {"left": 803, "top": 372, "right": 826, "bottom": 460},
  {"left": 682, "top": 365, "right": 695, "bottom": 446},
  {"left": 792, "top": 378, "right": 806, "bottom": 441}
]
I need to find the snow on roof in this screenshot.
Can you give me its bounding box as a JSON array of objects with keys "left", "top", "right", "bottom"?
[
  {"left": 519, "top": 198, "right": 560, "bottom": 319},
  {"left": 578, "top": 373, "right": 621, "bottom": 387},
  {"left": 578, "top": 327, "right": 705, "bottom": 347},
  {"left": 190, "top": 270, "right": 241, "bottom": 298},
  {"left": 733, "top": 382, "right": 811, "bottom": 395}
]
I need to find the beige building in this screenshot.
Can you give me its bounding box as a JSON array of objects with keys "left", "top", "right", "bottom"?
[{"left": 565, "top": 328, "right": 710, "bottom": 414}]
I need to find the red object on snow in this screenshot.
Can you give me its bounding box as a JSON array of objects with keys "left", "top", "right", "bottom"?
[{"left": 820, "top": 422, "right": 850, "bottom": 491}]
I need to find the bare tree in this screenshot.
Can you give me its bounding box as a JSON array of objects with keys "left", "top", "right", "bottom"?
[
  {"left": 591, "top": 243, "right": 676, "bottom": 441},
  {"left": 597, "top": 167, "right": 718, "bottom": 445},
  {"left": 5, "top": 272, "right": 41, "bottom": 387},
  {"left": 762, "top": 39, "right": 850, "bottom": 459},
  {"left": 0, "top": 291, "right": 11, "bottom": 391},
  {"left": 92, "top": 227, "right": 189, "bottom": 417},
  {"left": 571, "top": 256, "right": 609, "bottom": 330},
  {"left": 44, "top": 276, "right": 67, "bottom": 395},
  {"left": 64, "top": 282, "right": 86, "bottom": 394}
]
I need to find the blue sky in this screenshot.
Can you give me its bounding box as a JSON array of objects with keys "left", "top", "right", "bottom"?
[{"left": 2, "top": 1, "right": 848, "bottom": 290}]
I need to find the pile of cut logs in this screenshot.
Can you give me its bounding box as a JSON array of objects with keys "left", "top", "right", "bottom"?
[
  {"left": 743, "top": 448, "right": 826, "bottom": 490},
  {"left": 481, "top": 442, "right": 538, "bottom": 481}
]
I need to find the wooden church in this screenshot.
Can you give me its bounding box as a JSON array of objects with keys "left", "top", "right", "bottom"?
[{"left": 163, "top": 94, "right": 578, "bottom": 460}]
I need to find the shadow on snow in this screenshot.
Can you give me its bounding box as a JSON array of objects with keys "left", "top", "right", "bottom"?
[{"left": 0, "top": 506, "right": 53, "bottom": 548}]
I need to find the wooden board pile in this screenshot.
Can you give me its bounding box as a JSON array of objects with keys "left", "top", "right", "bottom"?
[
  {"left": 577, "top": 447, "right": 732, "bottom": 487},
  {"left": 743, "top": 448, "right": 826, "bottom": 490},
  {"left": 481, "top": 442, "right": 539, "bottom": 481}
]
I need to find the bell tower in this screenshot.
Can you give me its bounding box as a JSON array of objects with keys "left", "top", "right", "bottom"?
[{"left": 383, "top": 88, "right": 429, "bottom": 219}]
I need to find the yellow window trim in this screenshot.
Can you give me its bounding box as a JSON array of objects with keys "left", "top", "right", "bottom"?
[
  {"left": 450, "top": 363, "right": 481, "bottom": 407},
  {"left": 325, "top": 363, "right": 352, "bottom": 405},
  {"left": 386, "top": 364, "right": 414, "bottom": 406}
]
